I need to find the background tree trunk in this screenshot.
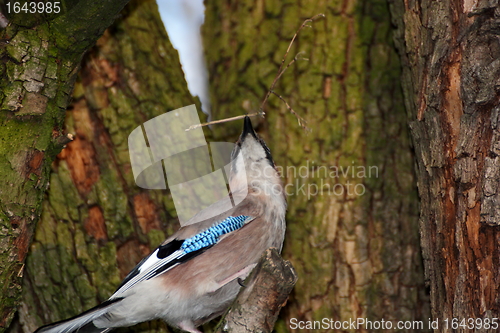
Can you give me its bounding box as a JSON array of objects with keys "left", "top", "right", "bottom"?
[
  {"left": 390, "top": 0, "right": 500, "bottom": 331},
  {"left": 203, "top": 0, "right": 430, "bottom": 331},
  {"left": 6, "top": 1, "right": 197, "bottom": 333},
  {"left": 5, "top": 0, "right": 468, "bottom": 332},
  {"left": 0, "top": 0, "right": 130, "bottom": 331}
]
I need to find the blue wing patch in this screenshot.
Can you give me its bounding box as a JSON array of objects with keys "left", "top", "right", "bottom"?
[
  {"left": 181, "top": 215, "right": 250, "bottom": 253},
  {"left": 111, "top": 215, "right": 254, "bottom": 297}
]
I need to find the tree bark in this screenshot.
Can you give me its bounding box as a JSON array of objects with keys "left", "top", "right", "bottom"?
[
  {"left": 6, "top": 1, "right": 197, "bottom": 333},
  {"left": 203, "top": 0, "right": 430, "bottom": 331},
  {"left": 390, "top": 0, "right": 500, "bottom": 331},
  {"left": 216, "top": 248, "right": 297, "bottom": 333},
  {"left": 0, "top": 0, "right": 130, "bottom": 330}
]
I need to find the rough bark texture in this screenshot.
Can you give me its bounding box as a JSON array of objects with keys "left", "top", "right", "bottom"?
[
  {"left": 6, "top": 1, "right": 197, "bottom": 333},
  {"left": 390, "top": 0, "right": 500, "bottom": 331},
  {"left": 216, "top": 248, "right": 297, "bottom": 333},
  {"left": 203, "top": 1, "right": 430, "bottom": 332},
  {"left": 0, "top": 0, "right": 130, "bottom": 330}
]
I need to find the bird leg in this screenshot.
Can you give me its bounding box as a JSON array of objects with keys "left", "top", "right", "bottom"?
[
  {"left": 237, "top": 278, "right": 246, "bottom": 287},
  {"left": 211, "top": 264, "right": 257, "bottom": 292},
  {"left": 178, "top": 320, "right": 202, "bottom": 333}
]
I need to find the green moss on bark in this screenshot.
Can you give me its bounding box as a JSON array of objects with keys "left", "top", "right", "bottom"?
[
  {"left": 12, "top": 2, "right": 197, "bottom": 333},
  {"left": 203, "top": 0, "right": 429, "bottom": 331}
]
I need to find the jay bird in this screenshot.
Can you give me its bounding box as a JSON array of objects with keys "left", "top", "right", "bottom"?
[{"left": 34, "top": 116, "right": 287, "bottom": 333}]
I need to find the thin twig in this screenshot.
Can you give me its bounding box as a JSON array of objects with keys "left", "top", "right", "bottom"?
[
  {"left": 185, "top": 112, "right": 264, "bottom": 132},
  {"left": 259, "top": 14, "right": 324, "bottom": 114},
  {"left": 270, "top": 91, "right": 309, "bottom": 131},
  {"left": 269, "top": 52, "right": 308, "bottom": 93},
  {"left": 185, "top": 13, "right": 324, "bottom": 132}
]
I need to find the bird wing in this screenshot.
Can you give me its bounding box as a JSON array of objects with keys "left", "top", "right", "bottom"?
[
  {"left": 34, "top": 195, "right": 259, "bottom": 333},
  {"left": 110, "top": 214, "right": 255, "bottom": 298}
]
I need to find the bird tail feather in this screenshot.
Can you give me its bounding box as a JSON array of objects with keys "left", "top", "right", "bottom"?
[{"left": 34, "top": 299, "right": 123, "bottom": 333}]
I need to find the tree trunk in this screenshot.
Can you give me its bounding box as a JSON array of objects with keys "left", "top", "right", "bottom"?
[
  {"left": 0, "top": 0, "right": 130, "bottom": 331},
  {"left": 203, "top": 0, "right": 430, "bottom": 331},
  {"left": 216, "top": 248, "right": 297, "bottom": 333},
  {"left": 391, "top": 0, "right": 500, "bottom": 331},
  {"left": 6, "top": 1, "right": 197, "bottom": 333}
]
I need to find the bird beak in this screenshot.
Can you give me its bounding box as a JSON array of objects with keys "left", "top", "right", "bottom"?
[{"left": 242, "top": 116, "right": 258, "bottom": 140}]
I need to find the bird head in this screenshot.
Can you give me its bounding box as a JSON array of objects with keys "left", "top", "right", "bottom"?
[{"left": 229, "top": 117, "right": 282, "bottom": 197}]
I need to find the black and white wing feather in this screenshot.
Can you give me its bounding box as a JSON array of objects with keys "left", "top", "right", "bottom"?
[
  {"left": 35, "top": 215, "right": 254, "bottom": 333},
  {"left": 111, "top": 215, "right": 254, "bottom": 298}
]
